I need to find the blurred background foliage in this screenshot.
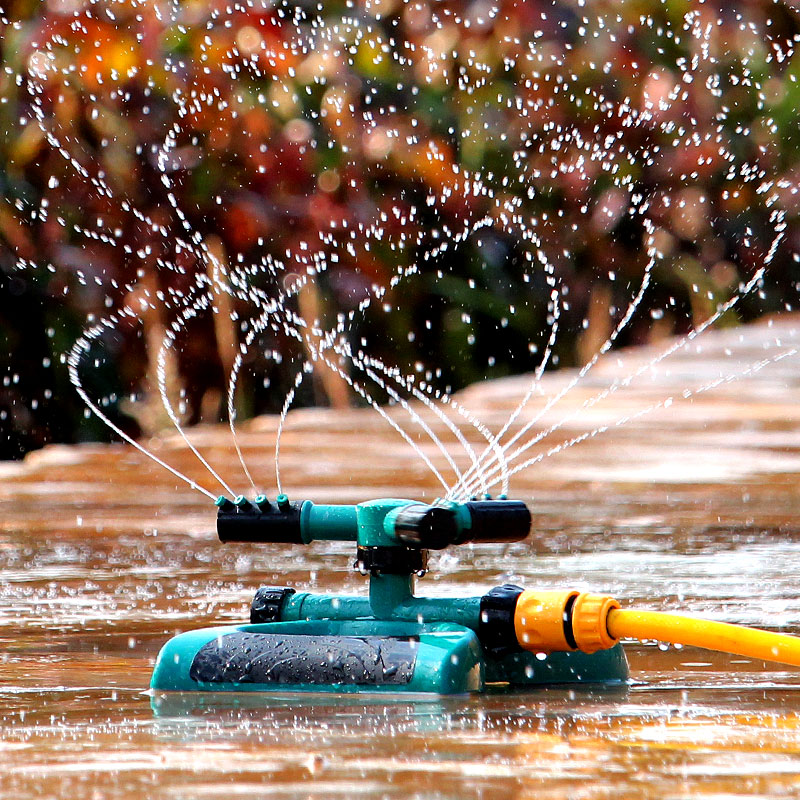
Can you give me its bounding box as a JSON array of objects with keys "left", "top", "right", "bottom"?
[{"left": 1, "top": 0, "right": 799, "bottom": 458}]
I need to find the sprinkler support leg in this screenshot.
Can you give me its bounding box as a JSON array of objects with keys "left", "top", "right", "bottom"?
[{"left": 369, "top": 573, "right": 413, "bottom": 618}]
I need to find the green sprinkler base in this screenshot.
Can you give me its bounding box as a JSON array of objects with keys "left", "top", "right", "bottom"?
[{"left": 150, "top": 619, "right": 628, "bottom": 695}]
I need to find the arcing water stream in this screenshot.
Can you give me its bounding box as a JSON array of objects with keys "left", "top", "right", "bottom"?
[
  {"left": 4, "top": 0, "right": 799, "bottom": 502},
  {"left": 3, "top": 0, "right": 800, "bottom": 796}
]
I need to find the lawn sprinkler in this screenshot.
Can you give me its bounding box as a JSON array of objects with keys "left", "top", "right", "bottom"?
[
  {"left": 151, "top": 495, "right": 800, "bottom": 695},
  {"left": 151, "top": 496, "right": 627, "bottom": 693}
]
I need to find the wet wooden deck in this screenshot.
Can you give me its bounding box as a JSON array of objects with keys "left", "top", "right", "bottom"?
[{"left": 3, "top": 315, "right": 800, "bottom": 798}]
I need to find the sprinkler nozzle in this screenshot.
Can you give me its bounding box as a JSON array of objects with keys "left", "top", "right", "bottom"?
[
  {"left": 217, "top": 495, "right": 304, "bottom": 544},
  {"left": 390, "top": 499, "right": 531, "bottom": 549},
  {"left": 214, "top": 495, "right": 235, "bottom": 512},
  {"left": 254, "top": 494, "right": 271, "bottom": 512}
]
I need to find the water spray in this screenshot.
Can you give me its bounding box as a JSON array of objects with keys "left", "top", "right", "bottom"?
[{"left": 151, "top": 496, "right": 800, "bottom": 694}]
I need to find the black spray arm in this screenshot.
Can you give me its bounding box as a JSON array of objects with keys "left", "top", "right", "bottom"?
[{"left": 215, "top": 495, "right": 531, "bottom": 550}]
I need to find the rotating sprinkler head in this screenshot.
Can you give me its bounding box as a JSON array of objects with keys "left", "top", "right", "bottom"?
[
  {"left": 151, "top": 494, "right": 800, "bottom": 696},
  {"left": 215, "top": 495, "right": 531, "bottom": 547}
]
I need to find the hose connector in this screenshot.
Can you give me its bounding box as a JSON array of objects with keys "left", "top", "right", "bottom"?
[
  {"left": 513, "top": 587, "right": 800, "bottom": 668},
  {"left": 513, "top": 589, "right": 620, "bottom": 654},
  {"left": 571, "top": 593, "right": 620, "bottom": 653},
  {"left": 513, "top": 589, "right": 580, "bottom": 653}
]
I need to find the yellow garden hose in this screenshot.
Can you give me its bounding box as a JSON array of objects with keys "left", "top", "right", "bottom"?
[
  {"left": 513, "top": 589, "right": 800, "bottom": 668},
  {"left": 606, "top": 608, "right": 800, "bottom": 667}
]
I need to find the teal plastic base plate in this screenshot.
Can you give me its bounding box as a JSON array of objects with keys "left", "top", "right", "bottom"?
[{"left": 151, "top": 620, "right": 628, "bottom": 695}]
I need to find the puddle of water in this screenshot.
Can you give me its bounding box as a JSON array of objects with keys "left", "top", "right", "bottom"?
[{"left": 1, "top": 319, "right": 800, "bottom": 798}]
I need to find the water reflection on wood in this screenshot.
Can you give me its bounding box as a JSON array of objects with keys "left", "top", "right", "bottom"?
[{"left": 3, "top": 317, "right": 800, "bottom": 798}]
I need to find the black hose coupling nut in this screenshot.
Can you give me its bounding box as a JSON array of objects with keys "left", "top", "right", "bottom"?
[{"left": 479, "top": 584, "right": 525, "bottom": 658}]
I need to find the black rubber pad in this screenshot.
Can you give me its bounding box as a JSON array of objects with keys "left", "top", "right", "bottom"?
[{"left": 189, "top": 631, "right": 418, "bottom": 686}]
